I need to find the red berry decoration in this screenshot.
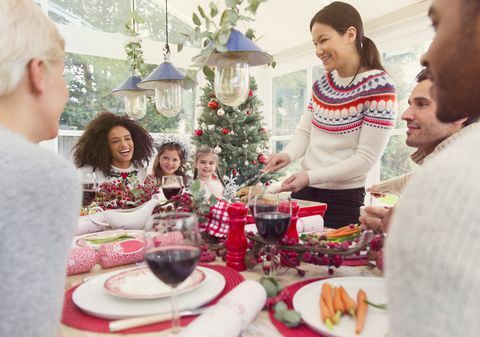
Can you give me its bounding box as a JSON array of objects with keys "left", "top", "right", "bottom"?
[
  {"left": 194, "top": 129, "right": 203, "bottom": 137},
  {"left": 265, "top": 181, "right": 271, "bottom": 186},
  {"left": 222, "top": 128, "right": 230, "bottom": 135},
  {"left": 232, "top": 169, "right": 237, "bottom": 176},
  {"left": 252, "top": 160, "right": 257, "bottom": 165},
  {"left": 259, "top": 127, "right": 267, "bottom": 133},
  {"left": 207, "top": 100, "right": 219, "bottom": 110},
  {"left": 246, "top": 110, "right": 251, "bottom": 115},
  {"left": 249, "top": 90, "right": 253, "bottom": 97},
  {"left": 257, "top": 153, "right": 266, "bottom": 164}
]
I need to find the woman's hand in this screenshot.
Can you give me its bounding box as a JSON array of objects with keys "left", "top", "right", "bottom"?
[
  {"left": 359, "top": 206, "right": 394, "bottom": 233},
  {"left": 366, "top": 185, "right": 386, "bottom": 198},
  {"left": 278, "top": 172, "right": 309, "bottom": 193},
  {"left": 263, "top": 153, "right": 291, "bottom": 173}
]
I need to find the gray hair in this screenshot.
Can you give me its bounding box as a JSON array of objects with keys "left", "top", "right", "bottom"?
[{"left": 0, "top": 0, "right": 65, "bottom": 96}]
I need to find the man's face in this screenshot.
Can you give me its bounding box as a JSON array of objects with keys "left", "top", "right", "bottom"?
[
  {"left": 401, "top": 79, "right": 462, "bottom": 152},
  {"left": 421, "top": 0, "right": 480, "bottom": 122}
]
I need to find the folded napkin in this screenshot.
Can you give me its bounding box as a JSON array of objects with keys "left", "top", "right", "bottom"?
[
  {"left": 176, "top": 280, "right": 266, "bottom": 337},
  {"left": 97, "top": 239, "right": 145, "bottom": 268},
  {"left": 67, "top": 246, "right": 97, "bottom": 275},
  {"left": 297, "top": 215, "right": 324, "bottom": 233}
]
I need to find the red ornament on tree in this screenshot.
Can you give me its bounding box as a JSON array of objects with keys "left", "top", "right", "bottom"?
[
  {"left": 265, "top": 181, "right": 271, "bottom": 186},
  {"left": 248, "top": 90, "right": 253, "bottom": 97},
  {"left": 252, "top": 160, "right": 257, "bottom": 165},
  {"left": 246, "top": 110, "right": 250, "bottom": 115},
  {"left": 194, "top": 129, "right": 203, "bottom": 137},
  {"left": 257, "top": 153, "right": 266, "bottom": 164},
  {"left": 232, "top": 169, "right": 237, "bottom": 176},
  {"left": 208, "top": 100, "right": 219, "bottom": 110},
  {"left": 222, "top": 128, "right": 230, "bottom": 135},
  {"left": 258, "top": 127, "right": 267, "bottom": 133}
]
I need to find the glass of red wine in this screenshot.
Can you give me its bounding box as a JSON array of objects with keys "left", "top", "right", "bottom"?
[
  {"left": 253, "top": 193, "right": 292, "bottom": 277},
  {"left": 144, "top": 212, "right": 201, "bottom": 335},
  {"left": 162, "top": 176, "right": 184, "bottom": 200},
  {"left": 81, "top": 171, "right": 98, "bottom": 207}
]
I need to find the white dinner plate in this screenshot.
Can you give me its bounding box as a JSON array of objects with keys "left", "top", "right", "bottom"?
[
  {"left": 293, "top": 276, "right": 388, "bottom": 337},
  {"left": 74, "top": 230, "right": 144, "bottom": 250},
  {"left": 72, "top": 266, "right": 225, "bottom": 319},
  {"left": 104, "top": 266, "right": 206, "bottom": 299}
]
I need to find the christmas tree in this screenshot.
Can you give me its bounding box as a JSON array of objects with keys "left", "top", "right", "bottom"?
[{"left": 192, "top": 76, "right": 280, "bottom": 186}]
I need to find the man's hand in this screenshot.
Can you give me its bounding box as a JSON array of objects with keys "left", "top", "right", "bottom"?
[
  {"left": 359, "top": 206, "right": 394, "bottom": 232},
  {"left": 262, "top": 153, "right": 291, "bottom": 173},
  {"left": 279, "top": 171, "right": 309, "bottom": 193}
]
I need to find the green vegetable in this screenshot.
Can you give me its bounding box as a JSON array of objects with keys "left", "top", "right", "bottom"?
[
  {"left": 366, "top": 299, "right": 388, "bottom": 310},
  {"left": 86, "top": 234, "right": 134, "bottom": 244}
]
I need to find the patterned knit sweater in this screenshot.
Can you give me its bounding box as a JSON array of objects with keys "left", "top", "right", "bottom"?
[{"left": 284, "top": 69, "right": 397, "bottom": 189}]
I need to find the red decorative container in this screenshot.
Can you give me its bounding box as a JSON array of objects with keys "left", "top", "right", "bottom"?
[{"left": 225, "top": 202, "right": 248, "bottom": 271}]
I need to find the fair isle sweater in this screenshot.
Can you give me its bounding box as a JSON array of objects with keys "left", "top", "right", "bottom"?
[{"left": 284, "top": 69, "right": 397, "bottom": 189}]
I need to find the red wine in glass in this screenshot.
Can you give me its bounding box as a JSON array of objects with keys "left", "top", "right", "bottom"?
[
  {"left": 254, "top": 212, "right": 291, "bottom": 244},
  {"left": 82, "top": 183, "right": 96, "bottom": 206},
  {"left": 162, "top": 187, "right": 182, "bottom": 200},
  {"left": 145, "top": 245, "right": 201, "bottom": 287}
]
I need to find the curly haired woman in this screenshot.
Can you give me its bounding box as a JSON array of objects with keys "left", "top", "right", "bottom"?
[{"left": 73, "top": 111, "right": 154, "bottom": 185}]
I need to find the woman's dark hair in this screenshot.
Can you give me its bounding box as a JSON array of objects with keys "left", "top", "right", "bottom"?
[
  {"left": 152, "top": 143, "right": 188, "bottom": 186},
  {"left": 73, "top": 111, "right": 154, "bottom": 175},
  {"left": 310, "top": 1, "right": 386, "bottom": 72}
]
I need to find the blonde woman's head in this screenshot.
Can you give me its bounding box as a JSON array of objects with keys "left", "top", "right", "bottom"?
[{"left": 0, "top": 0, "right": 65, "bottom": 96}]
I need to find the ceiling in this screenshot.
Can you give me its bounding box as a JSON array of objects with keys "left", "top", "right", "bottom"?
[{"left": 169, "top": 0, "right": 428, "bottom": 56}]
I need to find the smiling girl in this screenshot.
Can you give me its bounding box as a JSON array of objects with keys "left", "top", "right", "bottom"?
[
  {"left": 193, "top": 146, "right": 224, "bottom": 199},
  {"left": 73, "top": 112, "right": 153, "bottom": 185},
  {"left": 149, "top": 134, "right": 190, "bottom": 187},
  {"left": 264, "top": 1, "right": 397, "bottom": 228}
]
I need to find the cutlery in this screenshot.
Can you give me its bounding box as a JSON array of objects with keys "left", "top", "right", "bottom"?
[
  {"left": 108, "top": 307, "right": 207, "bottom": 332},
  {"left": 237, "top": 169, "right": 270, "bottom": 191}
]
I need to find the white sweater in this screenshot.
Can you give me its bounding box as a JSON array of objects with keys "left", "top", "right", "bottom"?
[
  {"left": 386, "top": 123, "right": 480, "bottom": 337},
  {"left": 284, "top": 69, "right": 397, "bottom": 189}
]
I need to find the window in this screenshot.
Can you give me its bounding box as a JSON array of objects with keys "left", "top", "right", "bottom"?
[{"left": 380, "top": 42, "right": 430, "bottom": 181}]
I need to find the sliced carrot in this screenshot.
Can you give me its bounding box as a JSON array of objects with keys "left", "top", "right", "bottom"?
[
  {"left": 355, "top": 289, "right": 368, "bottom": 334},
  {"left": 320, "top": 296, "right": 334, "bottom": 330},
  {"left": 325, "top": 228, "right": 360, "bottom": 239},
  {"left": 332, "top": 286, "right": 345, "bottom": 322},
  {"left": 327, "top": 225, "right": 355, "bottom": 235},
  {"left": 321, "top": 283, "right": 336, "bottom": 323},
  {"left": 339, "top": 286, "right": 357, "bottom": 317}
]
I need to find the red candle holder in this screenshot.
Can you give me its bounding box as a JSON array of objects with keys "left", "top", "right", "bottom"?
[
  {"left": 225, "top": 202, "right": 248, "bottom": 271},
  {"left": 285, "top": 202, "right": 300, "bottom": 243}
]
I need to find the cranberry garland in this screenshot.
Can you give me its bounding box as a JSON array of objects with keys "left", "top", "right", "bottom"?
[{"left": 95, "top": 178, "right": 159, "bottom": 209}]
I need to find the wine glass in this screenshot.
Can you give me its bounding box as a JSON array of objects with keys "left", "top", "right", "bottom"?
[
  {"left": 144, "top": 212, "right": 201, "bottom": 335},
  {"left": 253, "top": 193, "right": 292, "bottom": 276},
  {"left": 81, "top": 171, "right": 98, "bottom": 207},
  {"left": 162, "top": 176, "right": 184, "bottom": 200}
]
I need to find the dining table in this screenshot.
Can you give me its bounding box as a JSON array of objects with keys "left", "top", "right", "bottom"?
[{"left": 60, "top": 256, "right": 382, "bottom": 337}]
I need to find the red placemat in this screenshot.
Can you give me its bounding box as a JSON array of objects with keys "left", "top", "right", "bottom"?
[
  {"left": 62, "top": 264, "right": 244, "bottom": 333},
  {"left": 269, "top": 277, "right": 328, "bottom": 337}
]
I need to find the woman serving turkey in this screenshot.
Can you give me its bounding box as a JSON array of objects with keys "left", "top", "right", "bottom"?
[{"left": 264, "top": 2, "right": 397, "bottom": 228}]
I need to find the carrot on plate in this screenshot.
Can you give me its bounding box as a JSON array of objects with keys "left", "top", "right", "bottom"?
[
  {"left": 333, "top": 286, "right": 345, "bottom": 322},
  {"left": 339, "top": 286, "right": 357, "bottom": 317},
  {"left": 355, "top": 289, "right": 368, "bottom": 334},
  {"left": 320, "top": 296, "right": 334, "bottom": 330},
  {"left": 321, "top": 283, "right": 335, "bottom": 319}
]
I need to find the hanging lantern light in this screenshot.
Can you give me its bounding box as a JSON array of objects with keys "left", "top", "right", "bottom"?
[
  {"left": 112, "top": 76, "right": 152, "bottom": 120},
  {"left": 138, "top": 0, "right": 186, "bottom": 117},
  {"left": 193, "top": 29, "right": 272, "bottom": 107}
]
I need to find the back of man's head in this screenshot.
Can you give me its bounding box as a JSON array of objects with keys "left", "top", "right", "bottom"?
[{"left": 0, "top": 0, "right": 64, "bottom": 97}]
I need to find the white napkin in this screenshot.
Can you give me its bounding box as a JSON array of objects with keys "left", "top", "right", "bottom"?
[
  {"left": 297, "top": 215, "right": 324, "bottom": 233},
  {"left": 176, "top": 280, "right": 266, "bottom": 337}
]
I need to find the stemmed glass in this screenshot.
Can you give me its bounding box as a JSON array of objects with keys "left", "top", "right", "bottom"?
[
  {"left": 81, "top": 171, "right": 98, "bottom": 207},
  {"left": 253, "top": 193, "right": 292, "bottom": 276},
  {"left": 162, "top": 176, "right": 184, "bottom": 200},
  {"left": 144, "top": 212, "right": 201, "bottom": 335}
]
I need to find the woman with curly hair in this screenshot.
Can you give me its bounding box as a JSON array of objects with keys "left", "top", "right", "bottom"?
[{"left": 73, "top": 111, "right": 154, "bottom": 185}]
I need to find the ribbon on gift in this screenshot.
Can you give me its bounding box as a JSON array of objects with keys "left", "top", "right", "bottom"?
[
  {"left": 176, "top": 280, "right": 266, "bottom": 337},
  {"left": 67, "top": 246, "right": 97, "bottom": 275}
]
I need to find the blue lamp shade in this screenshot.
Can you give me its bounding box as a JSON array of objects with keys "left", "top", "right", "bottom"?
[
  {"left": 137, "top": 62, "right": 187, "bottom": 90},
  {"left": 193, "top": 29, "right": 273, "bottom": 67},
  {"left": 111, "top": 75, "right": 153, "bottom": 96}
]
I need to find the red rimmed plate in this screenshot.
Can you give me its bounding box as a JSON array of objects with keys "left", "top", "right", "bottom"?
[{"left": 104, "top": 266, "right": 206, "bottom": 300}]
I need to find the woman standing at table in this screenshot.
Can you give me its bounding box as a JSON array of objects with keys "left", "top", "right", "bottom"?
[
  {"left": 264, "top": 1, "right": 397, "bottom": 228},
  {"left": 0, "top": 1, "right": 82, "bottom": 337},
  {"left": 73, "top": 111, "right": 154, "bottom": 186}
]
